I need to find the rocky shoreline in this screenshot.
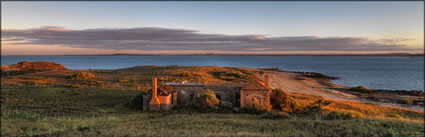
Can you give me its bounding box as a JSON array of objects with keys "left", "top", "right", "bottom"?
[{"left": 262, "top": 68, "right": 339, "bottom": 80}]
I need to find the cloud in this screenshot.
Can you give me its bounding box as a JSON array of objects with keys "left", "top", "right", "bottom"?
[{"left": 1, "top": 26, "right": 419, "bottom": 52}]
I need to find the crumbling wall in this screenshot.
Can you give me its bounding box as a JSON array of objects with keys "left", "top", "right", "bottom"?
[{"left": 240, "top": 75, "right": 271, "bottom": 108}]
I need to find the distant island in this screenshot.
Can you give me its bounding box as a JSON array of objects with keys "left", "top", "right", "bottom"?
[{"left": 3, "top": 53, "right": 424, "bottom": 56}]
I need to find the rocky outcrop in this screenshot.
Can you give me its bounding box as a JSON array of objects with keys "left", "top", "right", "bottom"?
[{"left": 1, "top": 61, "right": 67, "bottom": 75}]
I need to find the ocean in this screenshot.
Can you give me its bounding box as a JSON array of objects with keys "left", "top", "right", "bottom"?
[{"left": 2, "top": 56, "right": 424, "bottom": 91}]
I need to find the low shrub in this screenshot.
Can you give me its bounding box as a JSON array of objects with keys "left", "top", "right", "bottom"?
[
  {"left": 316, "top": 98, "right": 333, "bottom": 107},
  {"left": 260, "top": 112, "right": 293, "bottom": 119},
  {"left": 119, "top": 80, "right": 129, "bottom": 83},
  {"left": 69, "top": 72, "right": 96, "bottom": 80},
  {"left": 349, "top": 86, "right": 373, "bottom": 93},
  {"left": 258, "top": 71, "right": 265, "bottom": 75},
  {"left": 387, "top": 113, "right": 402, "bottom": 118},
  {"left": 181, "top": 72, "right": 192, "bottom": 77},
  {"left": 23, "top": 80, "right": 49, "bottom": 86},
  {"left": 195, "top": 89, "right": 220, "bottom": 108},
  {"left": 210, "top": 71, "right": 247, "bottom": 82},
  {"left": 398, "top": 99, "right": 413, "bottom": 105},
  {"left": 218, "top": 101, "right": 233, "bottom": 110},
  {"left": 325, "top": 111, "right": 361, "bottom": 120},
  {"left": 241, "top": 98, "right": 272, "bottom": 114},
  {"left": 271, "top": 88, "right": 299, "bottom": 113},
  {"left": 363, "top": 102, "right": 377, "bottom": 105}
]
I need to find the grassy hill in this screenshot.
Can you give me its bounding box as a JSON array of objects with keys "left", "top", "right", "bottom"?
[{"left": 1, "top": 65, "right": 255, "bottom": 91}]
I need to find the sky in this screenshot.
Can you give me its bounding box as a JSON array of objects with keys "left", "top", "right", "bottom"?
[{"left": 1, "top": 2, "right": 424, "bottom": 55}]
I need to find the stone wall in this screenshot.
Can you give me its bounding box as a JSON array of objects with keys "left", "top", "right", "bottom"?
[
  {"left": 171, "top": 85, "right": 242, "bottom": 107},
  {"left": 142, "top": 94, "right": 151, "bottom": 111}
]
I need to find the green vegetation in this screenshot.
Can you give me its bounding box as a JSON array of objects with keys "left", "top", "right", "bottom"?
[
  {"left": 218, "top": 101, "right": 233, "bottom": 110},
  {"left": 209, "top": 68, "right": 253, "bottom": 82},
  {"left": 398, "top": 98, "right": 414, "bottom": 105},
  {"left": 349, "top": 86, "right": 373, "bottom": 93},
  {"left": 128, "top": 93, "right": 147, "bottom": 110},
  {"left": 2, "top": 108, "right": 423, "bottom": 136}
]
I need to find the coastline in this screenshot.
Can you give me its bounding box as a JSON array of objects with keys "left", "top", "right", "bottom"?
[{"left": 256, "top": 68, "right": 424, "bottom": 111}]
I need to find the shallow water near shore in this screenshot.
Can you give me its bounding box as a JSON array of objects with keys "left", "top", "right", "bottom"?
[{"left": 2, "top": 56, "right": 424, "bottom": 91}]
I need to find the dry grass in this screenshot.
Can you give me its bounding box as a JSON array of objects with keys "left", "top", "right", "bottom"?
[{"left": 1, "top": 84, "right": 423, "bottom": 137}]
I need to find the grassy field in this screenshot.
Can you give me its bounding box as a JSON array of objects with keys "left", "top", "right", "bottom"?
[{"left": 1, "top": 66, "right": 424, "bottom": 137}]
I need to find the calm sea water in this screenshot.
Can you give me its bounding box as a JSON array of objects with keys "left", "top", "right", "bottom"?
[{"left": 2, "top": 56, "right": 424, "bottom": 91}]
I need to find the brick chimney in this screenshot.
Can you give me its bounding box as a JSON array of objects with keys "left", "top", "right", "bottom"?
[
  {"left": 152, "top": 77, "right": 157, "bottom": 97},
  {"left": 264, "top": 75, "right": 269, "bottom": 87},
  {"left": 149, "top": 77, "right": 160, "bottom": 111}
]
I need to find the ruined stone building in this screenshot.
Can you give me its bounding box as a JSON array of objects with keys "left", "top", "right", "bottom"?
[{"left": 142, "top": 75, "right": 271, "bottom": 111}]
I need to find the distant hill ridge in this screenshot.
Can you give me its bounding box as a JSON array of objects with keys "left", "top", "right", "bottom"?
[{"left": 2, "top": 53, "right": 423, "bottom": 56}]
